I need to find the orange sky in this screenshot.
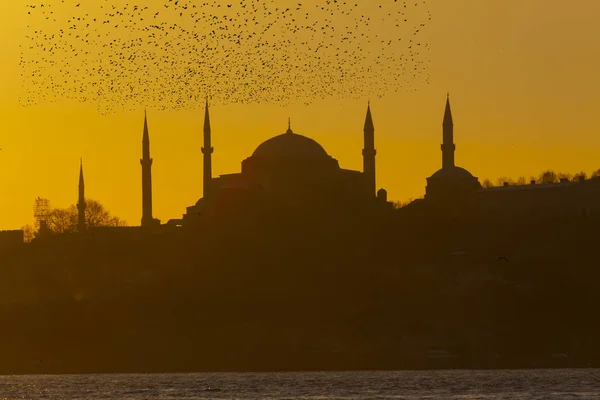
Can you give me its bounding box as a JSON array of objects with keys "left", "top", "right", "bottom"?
[{"left": 1, "top": 0, "right": 600, "bottom": 230}]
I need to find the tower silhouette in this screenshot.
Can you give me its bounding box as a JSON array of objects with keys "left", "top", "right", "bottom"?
[
  {"left": 140, "top": 110, "right": 154, "bottom": 227},
  {"left": 201, "top": 98, "right": 213, "bottom": 198},
  {"left": 362, "top": 103, "right": 376, "bottom": 197},
  {"left": 441, "top": 93, "right": 455, "bottom": 169},
  {"left": 77, "top": 159, "right": 86, "bottom": 232}
]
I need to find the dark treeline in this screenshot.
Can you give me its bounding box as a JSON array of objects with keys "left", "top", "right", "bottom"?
[
  {"left": 0, "top": 202, "right": 599, "bottom": 374},
  {"left": 481, "top": 169, "right": 600, "bottom": 188}
]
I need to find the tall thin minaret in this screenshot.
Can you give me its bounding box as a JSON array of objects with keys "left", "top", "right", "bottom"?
[
  {"left": 441, "top": 93, "right": 455, "bottom": 169},
  {"left": 77, "top": 159, "right": 86, "bottom": 232},
  {"left": 362, "top": 102, "right": 376, "bottom": 197},
  {"left": 201, "top": 98, "right": 213, "bottom": 199},
  {"left": 140, "top": 110, "right": 154, "bottom": 227}
]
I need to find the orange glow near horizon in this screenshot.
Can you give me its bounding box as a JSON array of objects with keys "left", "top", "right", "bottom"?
[{"left": 1, "top": 0, "right": 600, "bottom": 229}]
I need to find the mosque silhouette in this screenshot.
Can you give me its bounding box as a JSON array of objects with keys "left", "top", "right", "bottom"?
[
  {"left": 106, "top": 97, "right": 392, "bottom": 233},
  {"left": 175, "top": 100, "right": 384, "bottom": 228},
  {"left": 131, "top": 93, "right": 486, "bottom": 231},
  {"left": 124, "top": 93, "right": 487, "bottom": 233},
  {"left": 2, "top": 94, "right": 600, "bottom": 247}
]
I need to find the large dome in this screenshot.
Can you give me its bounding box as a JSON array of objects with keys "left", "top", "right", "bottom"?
[{"left": 252, "top": 132, "right": 329, "bottom": 158}]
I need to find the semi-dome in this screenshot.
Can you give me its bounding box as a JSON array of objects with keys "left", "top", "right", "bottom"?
[
  {"left": 252, "top": 131, "right": 329, "bottom": 158},
  {"left": 425, "top": 165, "right": 481, "bottom": 200},
  {"left": 428, "top": 166, "right": 476, "bottom": 180}
]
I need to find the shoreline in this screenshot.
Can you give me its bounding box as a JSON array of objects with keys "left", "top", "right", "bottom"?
[{"left": 1, "top": 358, "right": 596, "bottom": 376}]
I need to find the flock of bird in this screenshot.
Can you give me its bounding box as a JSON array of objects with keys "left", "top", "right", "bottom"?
[{"left": 21, "top": 0, "right": 432, "bottom": 114}]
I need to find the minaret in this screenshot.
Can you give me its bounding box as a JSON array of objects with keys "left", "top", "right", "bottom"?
[
  {"left": 441, "top": 93, "right": 455, "bottom": 169},
  {"left": 77, "top": 159, "right": 86, "bottom": 232},
  {"left": 201, "top": 98, "right": 213, "bottom": 198},
  {"left": 140, "top": 110, "right": 154, "bottom": 227},
  {"left": 362, "top": 102, "right": 376, "bottom": 197}
]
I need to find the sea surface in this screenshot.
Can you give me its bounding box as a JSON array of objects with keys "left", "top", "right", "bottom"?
[{"left": 0, "top": 369, "right": 598, "bottom": 399}]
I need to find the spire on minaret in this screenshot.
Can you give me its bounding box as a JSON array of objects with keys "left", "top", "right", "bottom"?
[
  {"left": 364, "top": 103, "right": 375, "bottom": 131},
  {"left": 203, "top": 96, "right": 211, "bottom": 133},
  {"left": 441, "top": 93, "right": 455, "bottom": 169},
  {"left": 201, "top": 97, "right": 214, "bottom": 199},
  {"left": 443, "top": 92, "right": 453, "bottom": 126},
  {"left": 79, "top": 158, "right": 84, "bottom": 187},
  {"left": 77, "top": 158, "right": 86, "bottom": 233},
  {"left": 143, "top": 108, "right": 149, "bottom": 139},
  {"left": 362, "top": 103, "right": 376, "bottom": 197},
  {"left": 140, "top": 111, "right": 154, "bottom": 227}
]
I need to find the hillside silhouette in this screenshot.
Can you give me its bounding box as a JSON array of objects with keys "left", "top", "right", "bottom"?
[{"left": 1, "top": 206, "right": 599, "bottom": 373}]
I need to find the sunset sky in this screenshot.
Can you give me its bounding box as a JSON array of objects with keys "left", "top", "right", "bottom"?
[{"left": 1, "top": 0, "right": 600, "bottom": 230}]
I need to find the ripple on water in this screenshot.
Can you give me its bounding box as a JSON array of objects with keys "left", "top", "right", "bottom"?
[{"left": 0, "top": 369, "right": 599, "bottom": 399}]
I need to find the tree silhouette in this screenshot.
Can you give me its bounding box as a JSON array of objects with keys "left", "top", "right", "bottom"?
[
  {"left": 80, "top": 199, "right": 126, "bottom": 230},
  {"left": 496, "top": 177, "right": 514, "bottom": 186},
  {"left": 21, "top": 224, "right": 36, "bottom": 243},
  {"left": 481, "top": 179, "right": 494, "bottom": 188},
  {"left": 392, "top": 198, "right": 415, "bottom": 209},
  {"left": 41, "top": 199, "right": 127, "bottom": 235},
  {"left": 538, "top": 170, "right": 558, "bottom": 184},
  {"left": 47, "top": 207, "right": 78, "bottom": 234},
  {"left": 557, "top": 172, "right": 573, "bottom": 182},
  {"left": 573, "top": 171, "right": 587, "bottom": 182},
  {"left": 480, "top": 168, "right": 600, "bottom": 190}
]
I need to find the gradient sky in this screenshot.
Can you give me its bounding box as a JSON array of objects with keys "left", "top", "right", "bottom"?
[{"left": 1, "top": 0, "right": 600, "bottom": 230}]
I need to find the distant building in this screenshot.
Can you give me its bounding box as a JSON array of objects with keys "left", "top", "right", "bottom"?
[
  {"left": 473, "top": 177, "right": 600, "bottom": 219},
  {"left": 424, "top": 94, "right": 481, "bottom": 203},
  {"left": 177, "top": 102, "right": 387, "bottom": 225},
  {"left": 416, "top": 94, "right": 600, "bottom": 220}
]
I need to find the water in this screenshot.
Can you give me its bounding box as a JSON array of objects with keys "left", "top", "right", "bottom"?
[{"left": 0, "top": 370, "right": 598, "bottom": 399}]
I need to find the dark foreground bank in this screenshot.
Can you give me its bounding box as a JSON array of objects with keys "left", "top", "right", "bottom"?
[{"left": 1, "top": 212, "right": 599, "bottom": 375}]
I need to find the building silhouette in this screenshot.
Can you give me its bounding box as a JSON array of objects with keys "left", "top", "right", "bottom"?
[
  {"left": 416, "top": 94, "right": 600, "bottom": 219},
  {"left": 424, "top": 94, "right": 481, "bottom": 202},
  {"left": 171, "top": 102, "right": 386, "bottom": 226}
]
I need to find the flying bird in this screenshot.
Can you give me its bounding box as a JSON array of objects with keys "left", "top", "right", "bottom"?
[{"left": 21, "top": 0, "right": 432, "bottom": 113}]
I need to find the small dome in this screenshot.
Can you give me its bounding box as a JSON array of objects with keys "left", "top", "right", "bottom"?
[
  {"left": 428, "top": 166, "right": 476, "bottom": 180},
  {"left": 252, "top": 132, "right": 329, "bottom": 158}
]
